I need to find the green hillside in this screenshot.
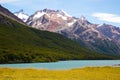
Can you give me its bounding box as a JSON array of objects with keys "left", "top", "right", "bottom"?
[
  {"left": 76, "top": 39, "right": 120, "bottom": 57},
  {"left": 0, "top": 13, "right": 116, "bottom": 63}
]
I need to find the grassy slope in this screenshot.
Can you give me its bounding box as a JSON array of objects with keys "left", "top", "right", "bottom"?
[
  {"left": 0, "top": 67, "right": 120, "bottom": 80},
  {"left": 0, "top": 13, "right": 116, "bottom": 63}
]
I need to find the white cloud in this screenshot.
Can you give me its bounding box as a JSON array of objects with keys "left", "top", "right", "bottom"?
[
  {"left": 0, "top": 0, "right": 20, "bottom": 3},
  {"left": 92, "top": 13, "right": 120, "bottom": 23}
]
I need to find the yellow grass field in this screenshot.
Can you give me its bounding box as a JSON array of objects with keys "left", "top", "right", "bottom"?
[{"left": 0, "top": 67, "right": 120, "bottom": 80}]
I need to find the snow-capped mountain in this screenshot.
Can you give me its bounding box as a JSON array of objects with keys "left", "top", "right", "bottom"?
[
  {"left": 23, "top": 9, "right": 120, "bottom": 56},
  {"left": 26, "top": 9, "right": 76, "bottom": 32},
  {"left": 14, "top": 9, "right": 29, "bottom": 22}
]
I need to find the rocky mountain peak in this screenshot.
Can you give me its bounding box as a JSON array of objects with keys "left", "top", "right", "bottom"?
[
  {"left": 80, "top": 15, "right": 86, "bottom": 21},
  {"left": 56, "top": 10, "right": 72, "bottom": 17},
  {"left": 40, "top": 8, "right": 55, "bottom": 13},
  {"left": 14, "top": 9, "right": 29, "bottom": 22},
  {"left": 26, "top": 9, "right": 75, "bottom": 31},
  {"left": 77, "top": 15, "right": 92, "bottom": 26},
  {"left": 34, "top": 9, "right": 72, "bottom": 17},
  {"left": 26, "top": 9, "right": 75, "bottom": 32}
]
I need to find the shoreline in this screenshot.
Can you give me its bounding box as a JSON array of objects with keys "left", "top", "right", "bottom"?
[{"left": 0, "top": 66, "right": 119, "bottom": 70}]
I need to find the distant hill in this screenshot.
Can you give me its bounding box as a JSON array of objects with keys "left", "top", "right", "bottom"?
[{"left": 0, "top": 8, "right": 116, "bottom": 63}]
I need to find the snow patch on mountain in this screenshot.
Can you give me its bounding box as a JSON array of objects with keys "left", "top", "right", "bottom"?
[
  {"left": 33, "top": 11, "right": 46, "bottom": 19},
  {"left": 14, "top": 10, "right": 29, "bottom": 22},
  {"left": 56, "top": 10, "right": 72, "bottom": 17},
  {"left": 97, "top": 24, "right": 105, "bottom": 28},
  {"left": 67, "top": 19, "right": 76, "bottom": 26},
  {"left": 57, "top": 14, "right": 67, "bottom": 20}
]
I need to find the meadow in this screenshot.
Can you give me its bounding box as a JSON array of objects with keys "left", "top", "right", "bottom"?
[{"left": 0, "top": 66, "right": 119, "bottom": 80}]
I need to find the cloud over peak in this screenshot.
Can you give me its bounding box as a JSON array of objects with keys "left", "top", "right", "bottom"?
[{"left": 92, "top": 13, "right": 120, "bottom": 23}]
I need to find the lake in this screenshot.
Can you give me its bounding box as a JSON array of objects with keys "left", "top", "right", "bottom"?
[{"left": 0, "top": 60, "right": 120, "bottom": 70}]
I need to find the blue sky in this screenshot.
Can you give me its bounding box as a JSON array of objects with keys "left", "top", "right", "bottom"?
[{"left": 0, "top": 0, "right": 120, "bottom": 27}]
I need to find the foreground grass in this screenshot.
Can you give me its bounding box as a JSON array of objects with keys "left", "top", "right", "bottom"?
[{"left": 0, "top": 67, "right": 120, "bottom": 80}]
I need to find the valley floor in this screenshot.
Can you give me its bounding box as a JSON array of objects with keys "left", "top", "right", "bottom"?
[{"left": 0, "top": 67, "right": 119, "bottom": 80}]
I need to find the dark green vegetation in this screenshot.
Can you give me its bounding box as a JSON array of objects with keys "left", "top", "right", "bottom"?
[
  {"left": 76, "top": 39, "right": 120, "bottom": 57},
  {"left": 0, "top": 13, "right": 117, "bottom": 63},
  {"left": 91, "top": 40, "right": 120, "bottom": 56}
]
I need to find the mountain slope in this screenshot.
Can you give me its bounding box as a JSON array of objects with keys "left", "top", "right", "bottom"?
[
  {"left": 0, "top": 5, "right": 24, "bottom": 24},
  {"left": 26, "top": 9, "right": 120, "bottom": 56},
  {"left": 1, "top": 12, "right": 116, "bottom": 63},
  {"left": 61, "top": 20, "right": 120, "bottom": 56}
]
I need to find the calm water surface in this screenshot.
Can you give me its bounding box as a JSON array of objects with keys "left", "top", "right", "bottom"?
[{"left": 0, "top": 60, "right": 120, "bottom": 70}]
